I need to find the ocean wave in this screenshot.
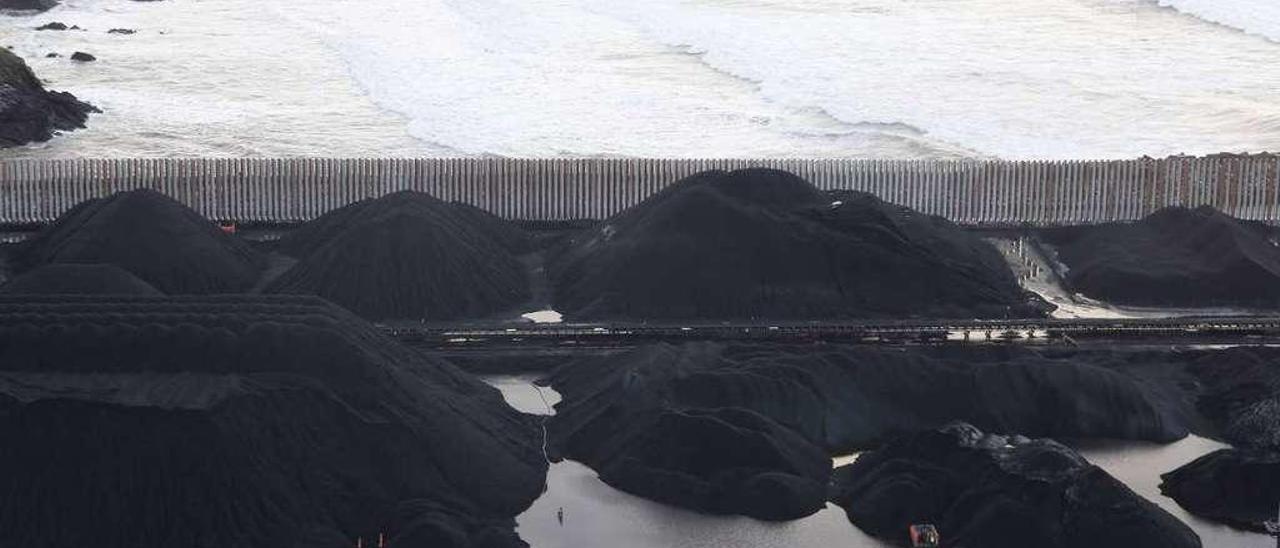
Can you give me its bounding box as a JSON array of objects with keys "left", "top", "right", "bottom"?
[{"left": 1153, "top": 0, "right": 1280, "bottom": 42}]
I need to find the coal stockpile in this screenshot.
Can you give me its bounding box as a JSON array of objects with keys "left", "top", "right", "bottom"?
[
  {"left": 550, "top": 168, "right": 1042, "bottom": 321},
  {"left": 544, "top": 345, "right": 830, "bottom": 520},
  {"left": 14, "top": 189, "right": 264, "bottom": 294},
  {"left": 831, "top": 424, "right": 1201, "bottom": 548},
  {"left": 1182, "top": 346, "right": 1280, "bottom": 449},
  {"left": 0, "top": 295, "right": 546, "bottom": 548},
  {"left": 0, "top": 263, "right": 162, "bottom": 295},
  {"left": 1042, "top": 206, "right": 1280, "bottom": 308},
  {"left": 0, "top": 48, "right": 95, "bottom": 147},
  {"left": 544, "top": 343, "right": 1189, "bottom": 458},
  {"left": 1160, "top": 449, "right": 1280, "bottom": 533},
  {"left": 267, "top": 191, "right": 530, "bottom": 321}
]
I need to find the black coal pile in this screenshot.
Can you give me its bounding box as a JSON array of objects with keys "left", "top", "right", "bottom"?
[
  {"left": 1160, "top": 449, "right": 1280, "bottom": 533},
  {"left": 267, "top": 191, "right": 530, "bottom": 321},
  {"left": 544, "top": 343, "right": 1189, "bottom": 456},
  {"left": 1042, "top": 206, "right": 1280, "bottom": 307},
  {"left": 0, "top": 48, "right": 96, "bottom": 147},
  {"left": 544, "top": 343, "right": 830, "bottom": 520},
  {"left": 14, "top": 189, "right": 264, "bottom": 294},
  {"left": 0, "top": 295, "right": 546, "bottom": 548},
  {"left": 1183, "top": 346, "right": 1280, "bottom": 448},
  {"left": 550, "top": 168, "right": 1043, "bottom": 320},
  {"left": 0, "top": 263, "right": 161, "bottom": 295},
  {"left": 832, "top": 423, "right": 1201, "bottom": 548}
]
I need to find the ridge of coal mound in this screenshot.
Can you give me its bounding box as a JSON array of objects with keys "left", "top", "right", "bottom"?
[
  {"left": 0, "top": 295, "right": 546, "bottom": 548},
  {"left": 267, "top": 191, "right": 530, "bottom": 320},
  {"left": 0, "top": 48, "right": 96, "bottom": 147},
  {"left": 544, "top": 343, "right": 1189, "bottom": 456},
  {"left": 832, "top": 423, "right": 1201, "bottom": 548},
  {"left": 15, "top": 189, "right": 264, "bottom": 294},
  {"left": 0, "top": 263, "right": 162, "bottom": 295},
  {"left": 550, "top": 168, "right": 1043, "bottom": 320},
  {"left": 1160, "top": 448, "right": 1280, "bottom": 533},
  {"left": 1042, "top": 206, "right": 1280, "bottom": 307}
]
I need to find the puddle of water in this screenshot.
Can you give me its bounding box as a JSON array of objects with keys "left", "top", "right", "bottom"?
[{"left": 483, "top": 377, "right": 1272, "bottom": 547}]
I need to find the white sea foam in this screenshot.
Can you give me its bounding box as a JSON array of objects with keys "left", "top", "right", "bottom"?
[
  {"left": 1, "top": 0, "right": 1278, "bottom": 159},
  {"left": 1155, "top": 0, "right": 1280, "bottom": 42}
]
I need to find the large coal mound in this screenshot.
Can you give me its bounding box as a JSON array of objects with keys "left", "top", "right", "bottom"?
[
  {"left": 544, "top": 343, "right": 1188, "bottom": 456},
  {"left": 0, "top": 263, "right": 162, "bottom": 295},
  {"left": 1043, "top": 206, "right": 1280, "bottom": 307},
  {"left": 0, "top": 295, "right": 546, "bottom": 548},
  {"left": 15, "top": 189, "right": 264, "bottom": 294},
  {"left": 832, "top": 424, "right": 1201, "bottom": 548},
  {"left": 1160, "top": 449, "right": 1280, "bottom": 533},
  {"left": 0, "top": 48, "right": 96, "bottom": 147},
  {"left": 544, "top": 343, "right": 830, "bottom": 520},
  {"left": 267, "top": 191, "right": 530, "bottom": 321},
  {"left": 550, "top": 168, "right": 1042, "bottom": 320}
]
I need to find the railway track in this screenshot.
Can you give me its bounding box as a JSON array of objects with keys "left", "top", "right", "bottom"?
[{"left": 382, "top": 316, "right": 1280, "bottom": 348}]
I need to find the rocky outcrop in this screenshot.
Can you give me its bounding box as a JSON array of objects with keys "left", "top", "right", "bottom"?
[
  {"left": 1042, "top": 206, "right": 1280, "bottom": 308},
  {"left": 0, "top": 295, "right": 547, "bottom": 547},
  {"left": 0, "top": 48, "right": 96, "bottom": 148},
  {"left": 69, "top": 51, "right": 95, "bottom": 62},
  {"left": 1160, "top": 449, "right": 1280, "bottom": 533},
  {"left": 0, "top": 263, "right": 162, "bottom": 295},
  {"left": 832, "top": 424, "right": 1201, "bottom": 548},
  {"left": 550, "top": 168, "right": 1044, "bottom": 321},
  {"left": 0, "top": 0, "right": 57, "bottom": 12},
  {"left": 267, "top": 191, "right": 530, "bottom": 321}
]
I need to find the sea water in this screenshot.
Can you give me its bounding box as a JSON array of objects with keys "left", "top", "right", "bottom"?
[{"left": 2, "top": 0, "right": 1279, "bottom": 158}]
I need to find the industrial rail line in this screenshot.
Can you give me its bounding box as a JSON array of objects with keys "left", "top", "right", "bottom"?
[
  {"left": 2, "top": 155, "right": 1278, "bottom": 225},
  {"left": 383, "top": 315, "right": 1280, "bottom": 348}
]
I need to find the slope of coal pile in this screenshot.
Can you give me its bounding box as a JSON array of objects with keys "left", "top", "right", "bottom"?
[
  {"left": 0, "top": 295, "right": 546, "bottom": 548},
  {"left": 1042, "top": 206, "right": 1280, "bottom": 307},
  {"left": 832, "top": 423, "right": 1201, "bottom": 548},
  {"left": 544, "top": 343, "right": 1189, "bottom": 456},
  {"left": 267, "top": 191, "right": 530, "bottom": 320},
  {"left": 0, "top": 48, "right": 96, "bottom": 147},
  {"left": 1160, "top": 449, "right": 1280, "bottom": 533},
  {"left": 0, "top": 263, "right": 162, "bottom": 295},
  {"left": 550, "top": 168, "right": 1042, "bottom": 320},
  {"left": 15, "top": 189, "right": 264, "bottom": 294},
  {"left": 1183, "top": 346, "right": 1280, "bottom": 448}
]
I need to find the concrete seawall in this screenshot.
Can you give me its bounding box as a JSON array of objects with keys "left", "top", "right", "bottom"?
[{"left": 1, "top": 156, "right": 1276, "bottom": 225}]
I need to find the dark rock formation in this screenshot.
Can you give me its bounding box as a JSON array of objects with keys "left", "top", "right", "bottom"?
[
  {"left": 1043, "top": 206, "right": 1280, "bottom": 308},
  {"left": 0, "top": 295, "right": 546, "bottom": 547},
  {"left": 107, "top": 28, "right": 136, "bottom": 34},
  {"left": 44, "top": 52, "right": 58, "bottom": 58},
  {"left": 0, "top": 263, "right": 162, "bottom": 295},
  {"left": 69, "top": 51, "right": 95, "bottom": 62},
  {"left": 266, "top": 191, "right": 530, "bottom": 321},
  {"left": 35, "top": 21, "right": 68, "bottom": 30},
  {"left": 0, "top": 0, "right": 57, "bottom": 12},
  {"left": 545, "top": 343, "right": 1189, "bottom": 455},
  {"left": 0, "top": 48, "right": 96, "bottom": 148},
  {"left": 15, "top": 189, "right": 265, "bottom": 294},
  {"left": 1160, "top": 449, "right": 1280, "bottom": 533},
  {"left": 551, "top": 168, "right": 1043, "bottom": 321},
  {"left": 832, "top": 424, "right": 1201, "bottom": 548}
]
